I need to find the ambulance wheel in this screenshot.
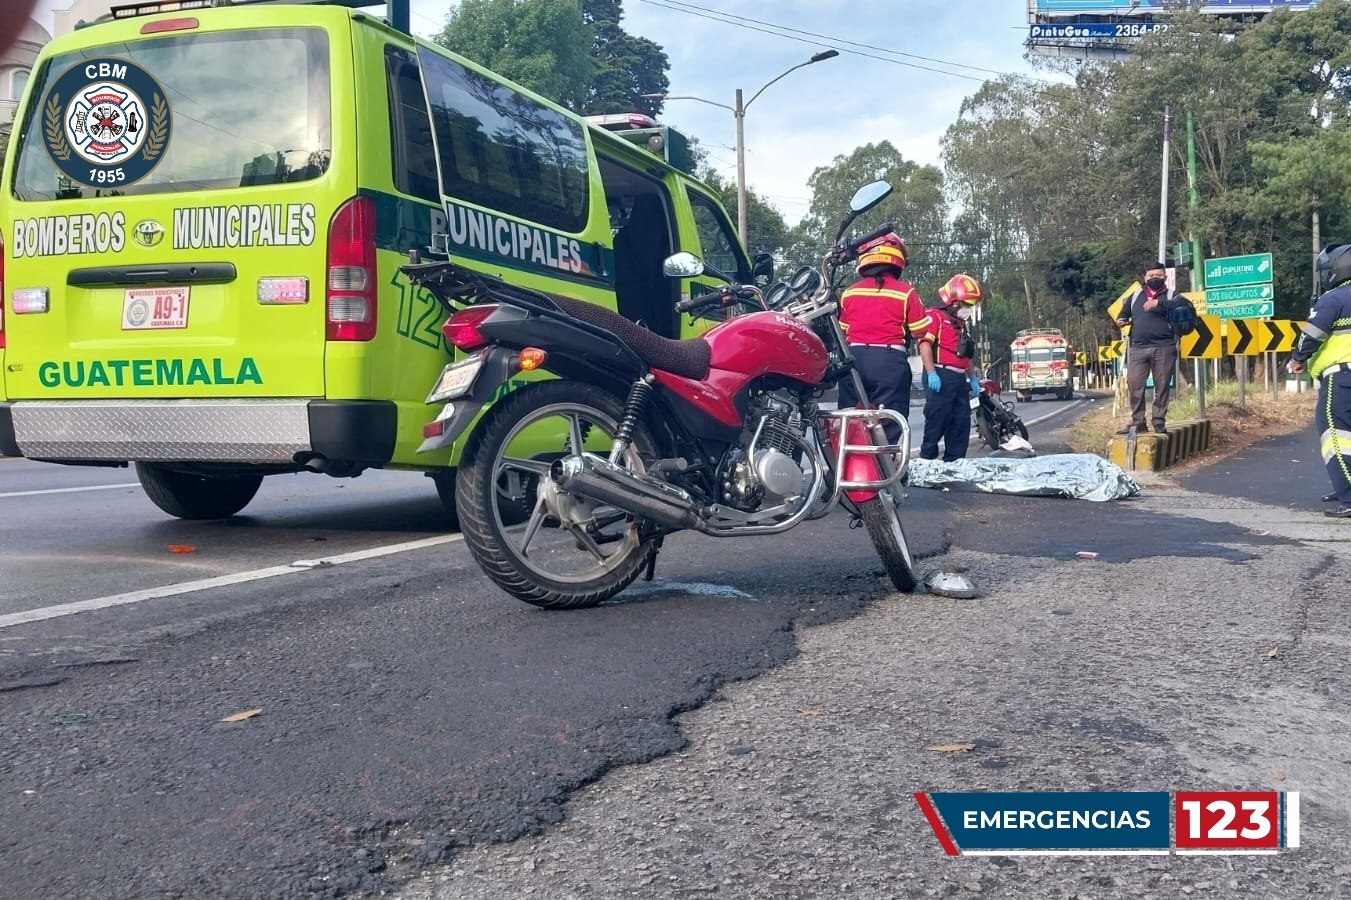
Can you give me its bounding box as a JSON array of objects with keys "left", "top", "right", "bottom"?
[
  {"left": 430, "top": 469, "right": 462, "bottom": 530},
  {"left": 432, "top": 467, "right": 532, "bottom": 529},
  {"left": 135, "top": 463, "right": 263, "bottom": 520}
]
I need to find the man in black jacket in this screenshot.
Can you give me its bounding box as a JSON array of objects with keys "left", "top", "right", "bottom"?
[{"left": 1115, "top": 262, "right": 1190, "bottom": 434}]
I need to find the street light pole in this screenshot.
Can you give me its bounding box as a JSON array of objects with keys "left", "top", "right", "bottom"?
[{"left": 647, "top": 49, "right": 838, "bottom": 247}]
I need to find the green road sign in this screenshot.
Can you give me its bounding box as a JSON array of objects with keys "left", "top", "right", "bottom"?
[
  {"left": 1203, "top": 253, "right": 1273, "bottom": 288},
  {"left": 1208, "top": 299, "right": 1274, "bottom": 319},
  {"left": 1206, "top": 284, "right": 1273, "bottom": 304},
  {"left": 1172, "top": 241, "right": 1192, "bottom": 267}
]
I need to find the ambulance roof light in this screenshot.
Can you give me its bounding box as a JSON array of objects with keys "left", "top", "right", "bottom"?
[{"left": 104, "top": 0, "right": 410, "bottom": 34}]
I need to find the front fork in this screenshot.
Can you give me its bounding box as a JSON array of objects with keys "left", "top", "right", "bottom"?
[{"left": 825, "top": 331, "right": 911, "bottom": 506}]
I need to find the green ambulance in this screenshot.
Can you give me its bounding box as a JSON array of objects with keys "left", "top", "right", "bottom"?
[{"left": 0, "top": 0, "right": 765, "bottom": 519}]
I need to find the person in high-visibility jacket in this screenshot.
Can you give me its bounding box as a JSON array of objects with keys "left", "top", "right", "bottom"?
[
  {"left": 917, "top": 274, "right": 985, "bottom": 461},
  {"left": 838, "top": 233, "right": 933, "bottom": 443},
  {"left": 1289, "top": 244, "right": 1351, "bottom": 518}
]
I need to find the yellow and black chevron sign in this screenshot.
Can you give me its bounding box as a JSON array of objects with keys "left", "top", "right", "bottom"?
[
  {"left": 1179, "top": 314, "right": 1223, "bottom": 359},
  {"left": 1260, "top": 319, "right": 1302, "bottom": 353},
  {"left": 1097, "top": 341, "right": 1124, "bottom": 362},
  {"left": 1228, "top": 319, "right": 1262, "bottom": 356},
  {"left": 1075, "top": 351, "right": 1088, "bottom": 367},
  {"left": 1228, "top": 319, "right": 1307, "bottom": 355}
]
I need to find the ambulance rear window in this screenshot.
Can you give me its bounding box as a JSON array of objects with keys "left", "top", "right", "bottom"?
[{"left": 12, "top": 28, "right": 330, "bottom": 200}]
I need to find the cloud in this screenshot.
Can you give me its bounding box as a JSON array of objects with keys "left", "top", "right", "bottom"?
[{"left": 408, "top": 0, "right": 1049, "bottom": 224}]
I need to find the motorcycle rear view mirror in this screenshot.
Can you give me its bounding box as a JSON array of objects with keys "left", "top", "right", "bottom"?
[
  {"left": 663, "top": 252, "right": 706, "bottom": 278},
  {"left": 752, "top": 252, "right": 775, "bottom": 286},
  {"left": 850, "top": 181, "right": 892, "bottom": 214},
  {"left": 834, "top": 180, "right": 893, "bottom": 242}
]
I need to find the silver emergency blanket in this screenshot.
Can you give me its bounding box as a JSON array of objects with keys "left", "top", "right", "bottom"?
[{"left": 906, "top": 453, "right": 1141, "bottom": 502}]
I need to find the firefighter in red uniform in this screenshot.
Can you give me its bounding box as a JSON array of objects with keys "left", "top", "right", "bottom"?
[
  {"left": 917, "top": 274, "right": 985, "bottom": 461},
  {"left": 838, "top": 233, "right": 934, "bottom": 442}
]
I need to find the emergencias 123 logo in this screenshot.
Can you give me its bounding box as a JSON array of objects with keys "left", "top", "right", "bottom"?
[
  {"left": 915, "top": 791, "right": 1299, "bottom": 855},
  {"left": 42, "top": 58, "right": 171, "bottom": 188}
]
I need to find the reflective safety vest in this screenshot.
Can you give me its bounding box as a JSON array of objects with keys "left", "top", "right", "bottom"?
[
  {"left": 839, "top": 275, "right": 930, "bottom": 346},
  {"left": 917, "top": 306, "right": 972, "bottom": 369},
  {"left": 1303, "top": 285, "right": 1351, "bottom": 378}
]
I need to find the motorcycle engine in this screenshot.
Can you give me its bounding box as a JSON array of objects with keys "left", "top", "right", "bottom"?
[{"left": 720, "top": 394, "right": 808, "bottom": 510}]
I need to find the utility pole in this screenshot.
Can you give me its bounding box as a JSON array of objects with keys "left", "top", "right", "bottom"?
[{"left": 1187, "top": 108, "right": 1205, "bottom": 416}]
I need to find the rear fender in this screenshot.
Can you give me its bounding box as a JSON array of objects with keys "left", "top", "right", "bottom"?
[{"left": 417, "top": 347, "right": 520, "bottom": 453}]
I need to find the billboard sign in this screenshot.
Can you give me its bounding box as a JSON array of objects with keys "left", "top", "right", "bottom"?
[
  {"left": 1032, "top": 0, "right": 1317, "bottom": 13},
  {"left": 1029, "top": 22, "right": 1167, "bottom": 39}
]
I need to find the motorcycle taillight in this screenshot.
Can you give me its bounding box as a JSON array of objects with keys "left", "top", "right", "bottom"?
[{"left": 443, "top": 304, "right": 500, "bottom": 351}]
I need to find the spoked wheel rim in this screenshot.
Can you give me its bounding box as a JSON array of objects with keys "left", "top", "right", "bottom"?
[{"left": 487, "top": 401, "right": 647, "bottom": 585}]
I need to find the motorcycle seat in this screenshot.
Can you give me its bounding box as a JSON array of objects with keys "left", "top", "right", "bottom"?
[{"left": 550, "top": 294, "right": 712, "bottom": 381}]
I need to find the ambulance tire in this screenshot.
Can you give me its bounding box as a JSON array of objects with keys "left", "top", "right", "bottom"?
[
  {"left": 431, "top": 468, "right": 531, "bottom": 530},
  {"left": 135, "top": 463, "right": 263, "bottom": 520},
  {"left": 430, "top": 469, "right": 462, "bottom": 530}
]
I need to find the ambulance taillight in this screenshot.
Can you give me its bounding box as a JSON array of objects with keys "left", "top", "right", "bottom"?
[
  {"left": 326, "top": 197, "right": 377, "bottom": 341},
  {"left": 0, "top": 230, "right": 6, "bottom": 350}
]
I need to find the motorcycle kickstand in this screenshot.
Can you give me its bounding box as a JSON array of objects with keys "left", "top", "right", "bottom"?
[{"left": 642, "top": 535, "right": 665, "bottom": 581}]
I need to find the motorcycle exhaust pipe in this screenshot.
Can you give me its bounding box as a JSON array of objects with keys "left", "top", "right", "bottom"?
[{"left": 550, "top": 454, "right": 704, "bottom": 532}]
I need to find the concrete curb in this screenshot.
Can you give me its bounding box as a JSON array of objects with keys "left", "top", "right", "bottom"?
[{"left": 1106, "top": 418, "right": 1212, "bottom": 472}]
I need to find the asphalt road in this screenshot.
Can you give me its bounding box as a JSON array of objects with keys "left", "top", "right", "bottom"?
[{"left": 0, "top": 392, "right": 1149, "bottom": 900}]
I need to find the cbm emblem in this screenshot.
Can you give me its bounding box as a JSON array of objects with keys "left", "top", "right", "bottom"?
[{"left": 42, "top": 58, "right": 171, "bottom": 188}]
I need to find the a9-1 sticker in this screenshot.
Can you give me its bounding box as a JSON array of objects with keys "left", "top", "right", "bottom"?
[{"left": 1175, "top": 792, "right": 1297, "bottom": 850}]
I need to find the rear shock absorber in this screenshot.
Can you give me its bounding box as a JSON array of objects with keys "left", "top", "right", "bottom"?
[{"left": 609, "top": 375, "right": 654, "bottom": 465}]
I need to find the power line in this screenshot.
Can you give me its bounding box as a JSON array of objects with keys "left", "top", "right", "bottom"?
[
  {"left": 636, "top": 0, "right": 991, "bottom": 83},
  {"left": 644, "top": 0, "right": 1020, "bottom": 80}
]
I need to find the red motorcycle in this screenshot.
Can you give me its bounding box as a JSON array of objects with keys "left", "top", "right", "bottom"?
[
  {"left": 973, "top": 376, "right": 1030, "bottom": 451},
  {"left": 400, "top": 182, "right": 915, "bottom": 609}
]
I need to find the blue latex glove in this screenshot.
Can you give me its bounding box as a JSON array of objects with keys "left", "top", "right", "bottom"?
[
  {"left": 926, "top": 371, "right": 942, "bottom": 393},
  {"left": 969, "top": 375, "right": 982, "bottom": 396}
]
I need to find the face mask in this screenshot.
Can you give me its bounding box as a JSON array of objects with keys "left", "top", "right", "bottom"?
[
  {"left": 1146, "top": 277, "right": 1167, "bottom": 291},
  {"left": 955, "top": 305, "right": 974, "bottom": 321}
]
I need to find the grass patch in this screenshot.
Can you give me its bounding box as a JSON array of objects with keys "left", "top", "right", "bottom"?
[{"left": 1068, "top": 378, "right": 1313, "bottom": 462}]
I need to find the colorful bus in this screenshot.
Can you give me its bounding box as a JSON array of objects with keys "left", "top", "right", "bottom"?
[{"left": 1010, "top": 328, "right": 1073, "bottom": 401}]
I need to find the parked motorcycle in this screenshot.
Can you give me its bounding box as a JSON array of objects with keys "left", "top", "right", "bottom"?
[
  {"left": 399, "top": 181, "right": 916, "bottom": 609},
  {"left": 972, "top": 376, "right": 1030, "bottom": 451}
]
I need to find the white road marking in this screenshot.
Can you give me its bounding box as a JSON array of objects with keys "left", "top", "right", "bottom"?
[
  {"left": 0, "top": 482, "right": 140, "bottom": 499},
  {"left": 0, "top": 534, "right": 464, "bottom": 629}
]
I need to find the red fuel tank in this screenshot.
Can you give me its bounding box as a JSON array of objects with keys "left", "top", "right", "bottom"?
[{"left": 651, "top": 311, "right": 830, "bottom": 428}]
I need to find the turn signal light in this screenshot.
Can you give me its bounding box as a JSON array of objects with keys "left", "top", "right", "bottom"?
[{"left": 518, "top": 348, "right": 547, "bottom": 371}]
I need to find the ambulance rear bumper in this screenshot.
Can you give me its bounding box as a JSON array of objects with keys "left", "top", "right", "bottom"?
[{"left": 0, "top": 399, "right": 396, "bottom": 465}]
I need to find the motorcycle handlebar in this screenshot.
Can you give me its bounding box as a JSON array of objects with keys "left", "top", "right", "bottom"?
[
  {"left": 841, "top": 221, "right": 896, "bottom": 259},
  {"left": 676, "top": 285, "right": 762, "bottom": 315}
]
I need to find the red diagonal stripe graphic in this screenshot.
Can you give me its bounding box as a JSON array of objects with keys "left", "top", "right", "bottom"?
[{"left": 913, "top": 792, "right": 960, "bottom": 856}]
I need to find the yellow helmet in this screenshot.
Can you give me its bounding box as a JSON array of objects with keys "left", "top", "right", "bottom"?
[
  {"left": 856, "top": 243, "right": 907, "bottom": 277},
  {"left": 938, "top": 273, "right": 983, "bottom": 307}
]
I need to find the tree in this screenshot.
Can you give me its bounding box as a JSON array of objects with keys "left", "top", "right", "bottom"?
[
  {"left": 583, "top": 0, "right": 670, "bottom": 117},
  {"left": 698, "top": 168, "right": 789, "bottom": 260},
  {"left": 434, "top": 0, "right": 594, "bottom": 110},
  {"left": 787, "top": 141, "right": 948, "bottom": 293}
]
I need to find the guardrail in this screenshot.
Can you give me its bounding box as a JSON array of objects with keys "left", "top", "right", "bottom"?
[{"left": 1106, "top": 419, "right": 1212, "bottom": 472}]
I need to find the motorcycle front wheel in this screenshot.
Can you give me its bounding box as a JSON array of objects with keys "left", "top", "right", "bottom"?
[
  {"left": 456, "top": 380, "right": 659, "bottom": 610},
  {"left": 858, "top": 487, "right": 918, "bottom": 593},
  {"left": 975, "top": 407, "right": 1001, "bottom": 450}
]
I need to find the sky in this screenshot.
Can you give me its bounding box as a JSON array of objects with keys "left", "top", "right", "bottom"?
[
  {"left": 34, "top": 0, "right": 1054, "bottom": 226},
  {"left": 405, "top": 0, "right": 1053, "bottom": 225}
]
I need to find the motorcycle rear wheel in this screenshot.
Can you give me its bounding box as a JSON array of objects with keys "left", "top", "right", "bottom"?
[
  {"left": 456, "top": 380, "right": 659, "bottom": 610},
  {"left": 858, "top": 488, "right": 917, "bottom": 593}
]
